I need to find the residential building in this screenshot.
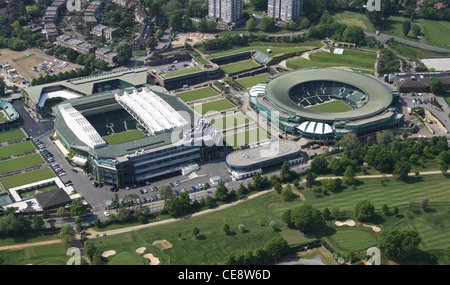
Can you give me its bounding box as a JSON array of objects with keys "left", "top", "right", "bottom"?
[
  {"left": 268, "top": 0, "right": 303, "bottom": 22},
  {"left": 208, "top": 0, "right": 243, "bottom": 23}
]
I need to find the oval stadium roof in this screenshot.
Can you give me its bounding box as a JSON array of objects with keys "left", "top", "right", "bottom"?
[
  {"left": 264, "top": 68, "right": 393, "bottom": 122},
  {"left": 297, "top": 121, "right": 333, "bottom": 135}
]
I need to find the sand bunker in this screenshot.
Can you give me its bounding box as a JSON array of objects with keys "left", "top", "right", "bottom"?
[
  {"left": 143, "top": 253, "right": 160, "bottom": 265},
  {"left": 152, "top": 240, "right": 173, "bottom": 250},
  {"left": 335, "top": 219, "right": 356, "bottom": 227},
  {"left": 102, "top": 250, "right": 116, "bottom": 258},
  {"left": 136, "top": 247, "right": 146, "bottom": 254},
  {"left": 363, "top": 223, "right": 381, "bottom": 232}
]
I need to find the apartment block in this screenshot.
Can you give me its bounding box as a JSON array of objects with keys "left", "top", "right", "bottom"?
[
  {"left": 208, "top": 0, "right": 243, "bottom": 23},
  {"left": 268, "top": 0, "right": 303, "bottom": 22}
]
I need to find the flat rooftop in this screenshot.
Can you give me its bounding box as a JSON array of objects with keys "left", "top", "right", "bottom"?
[{"left": 226, "top": 140, "right": 302, "bottom": 168}]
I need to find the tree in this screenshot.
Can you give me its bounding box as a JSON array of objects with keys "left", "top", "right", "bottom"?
[
  {"left": 70, "top": 198, "right": 86, "bottom": 217},
  {"left": 376, "top": 130, "right": 394, "bottom": 146},
  {"left": 281, "top": 183, "right": 296, "bottom": 201},
  {"left": 322, "top": 207, "right": 331, "bottom": 220},
  {"left": 84, "top": 241, "right": 97, "bottom": 261},
  {"left": 342, "top": 25, "right": 366, "bottom": 46},
  {"left": 421, "top": 199, "right": 429, "bottom": 213},
  {"left": 354, "top": 200, "right": 375, "bottom": 222},
  {"left": 394, "top": 161, "right": 411, "bottom": 180},
  {"left": 222, "top": 223, "right": 230, "bottom": 235},
  {"left": 116, "top": 42, "right": 132, "bottom": 65},
  {"left": 0, "top": 77, "right": 5, "bottom": 97},
  {"left": 305, "top": 169, "right": 315, "bottom": 189},
  {"left": 291, "top": 204, "right": 323, "bottom": 232},
  {"left": 382, "top": 204, "right": 390, "bottom": 215},
  {"left": 57, "top": 207, "right": 70, "bottom": 219},
  {"left": 250, "top": 0, "right": 268, "bottom": 10},
  {"left": 159, "top": 184, "right": 174, "bottom": 201},
  {"left": 264, "top": 236, "right": 289, "bottom": 260},
  {"left": 428, "top": 77, "right": 444, "bottom": 94},
  {"left": 410, "top": 24, "right": 421, "bottom": 38},
  {"left": 273, "top": 182, "right": 282, "bottom": 194},
  {"left": 343, "top": 166, "right": 356, "bottom": 185},
  {"left": 299, "top": 17, "right": 310, "bottom": 29},
  {"left": 246, "top": 17, "right": 256, "bottom": 31},
  {"left": 169, "top": 9, "right": 185, "bottom": 31},
  {"left": 59, "top": 225, "right": 76, "bottom": 250},
  {"left": 379, "top": 228, "right": 421, "bottom": 261},
  {"left": 280, "top": 161, "right": 293, "bottom": 182},
  {"left": 402, "top": 20, "right": 411, "bottom": 36},
  {"left": 259, "top": 17, "right": 276, "bottom": 33},
  {"left": 192, "top": 227, "right": 200, "bottom": 238},
  {"left": 310, "top": 155, "right": 329, "bottom": 174},
  {"left": 381, "top": 0, "right": 391, "bottom": 19},
  {"left": 215, "top": 181, "right": 228, "bottom": 201}
]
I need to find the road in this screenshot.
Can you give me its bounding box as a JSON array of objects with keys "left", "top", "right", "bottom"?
[{"left": 365, "top": 32, "right": 450, "bottom": 53}]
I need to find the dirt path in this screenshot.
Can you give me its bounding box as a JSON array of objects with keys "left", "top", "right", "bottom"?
[{"left": 0, "top": 239, "right": 61, "bottom": 251}]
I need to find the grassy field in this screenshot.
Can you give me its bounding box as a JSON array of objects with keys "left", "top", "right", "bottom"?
[
  {"left": 0, "top": 111, "right": 8, "bottom": 122},
  {"left": 388, "top": 41, "right": 450, "bottom": 63},
  {"left": 0, "top": 129, "right": 26, "bottom": 144},
  {"left": 209, "top": 112, "right": 251, "bottom": 131},
  {"left": 103, "top": 130, "right": 146, "bottom": 145},
  {"left": 332, "top": 11, "right": 377, "bottom": 33},
  {"left": 177, "top": 87, "right": 220, "bottom": 103},
  {"left": 1, "top": 173, "right": 449, "bottom": 265},
  {"left": 307, "top": 100, "right": 353, "bottom": 113},
  {"left": 163, "top": 67, "right": 202, "bottom": 78},
  {"left": 220, "top": 60, "right": 260, "bottom": 74},
  {"left": 192, "top": 99, "right": 236, "bottom": 115},
  {"left": 0, "top": 167, "right": 55, "bottom": 189},
  {"left": 224, "top": 127, "right": 270, "bottom": 147},
  {"left": 235, "top": 73, "right": 270, "bottom": 88},
  {"left": 417, "top": 19, "right": 450, "bottom": 49},
  {"left": 0, "top": 141, "right": 36, "bottom": 159},
  {"left": 0, "top": 153, "right": 44, "bottom": 175},
  {"left": 286, "top": 48, "right": 376, "bottom": 72}
]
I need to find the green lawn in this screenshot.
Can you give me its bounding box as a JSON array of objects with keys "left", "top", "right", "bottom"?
[
  {"left": 388, "top": 41, "right": 450, "bottom": 64},
  {"left": 224, "top": 127, "right": 270, "bottom": 147},
  {"left": 103, "top": 129, "right": 146, "bottom": 145},
  {"left": 163, "top": 67, "right": 202, "bottom": 78},
  {"left": 1, "top": 174, "right": 450, "bottom": 265},
  {"left": 192, "top": 99, "right": 236, "bottom": 115},
  {"left": 442, "top": 91, "right": 450, "bottom": 106},
  {"left": 0, "top": 153, "right": 45, "bottom": 175},
  {"left": 286, "top": 48, "right": 376, "bottom": 72},
  {"left": 0, "top": 129, "right": 26, "bottom": 144},
  {"left": 0, "top": 167, "right": 55, "bottom": 189},
  {"left": 417, "top": 19, "right": 450, "bottom": 49},
  {"left": 235, "top": 73, "right": 270, "bottom": 88},
  {"left": 209, "top": 112, "right": 251, "bottom": 131},
  {"left": 220, "top": 60, "right": 260, "bottom": 74},
  {"left": 0, "top": 141, "right": 36, "bottom": 159},
  {"left": 177, "top": 87, "right": 220, "bottom": 103},
  {"left": 307, "top": 100, "right": 353, "bottom": 113},
  {"left": 332, "top": 11, "right": 377, "bottom": 33},
  {"left": 0, "top": 111, "right": 8, "bottom": 122}
]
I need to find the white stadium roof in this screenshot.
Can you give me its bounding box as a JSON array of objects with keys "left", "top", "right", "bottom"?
[
  {"left": 115, "top": 87, "right": 188, "bottom": 135},
  {"left": 58, "top": 103, "right": 107, "bottom": 149},
  {"left": 297, "top": 121, "right": 333, "bottom": 135},
  {"left": 249, "top": 84, "right": 266, "bottom": 97},
  {"left": 38, "top": 90, "right": 81, "bottom": 108}
]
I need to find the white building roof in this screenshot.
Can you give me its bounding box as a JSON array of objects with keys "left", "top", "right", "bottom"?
[
  {"left": 115, "top": 87, "right": 188, "bottom": 135},
  {"left": 38, "top": 90, "right": 81, "bottom": 108},
  {"left": 58, "top": 103, "right": 107, "bottom": 149},
  {"left": 249, "top": 83, "right": 266, "bottom": 97},
  {"left": 297, "top": 121, "right": 333, "bottom": 135}
]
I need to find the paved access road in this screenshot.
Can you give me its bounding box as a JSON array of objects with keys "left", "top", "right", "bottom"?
[{"left": 365, "top": 32, "right": 450, "bottom": 53}]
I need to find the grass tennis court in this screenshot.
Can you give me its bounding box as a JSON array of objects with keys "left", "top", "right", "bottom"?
[
  {"left": 0, "top": 129, "right": 26, "bottom": 144},
  {"left": 192, "top": 99, "right": 236, "bottom": 115},
  {"left": 0, "top": 141, "right": 36, "bottom": 159},
  {"left": 103, "top": 129, "right": 146, "bottom": 145},
  {"left": 235, "top": 73, "right": 270, "bottom": 88},
  {"left": 307, "top": 100, "right": 353, "bottom": 112},
  {"left": 286, "top": 48, "right": 376, "bottom": 72},
  {"left": 224, "top": 127, "right": 270, "bottom": 147},
  {"left": 220, "top": 60, "right": 260, "bottom": 74},
  {"left": 0, "top": 111, "right": 8, "bottom": 122},
  {"left": 0, "top": 167, "right": 55, "bottom": 189},
  {"left": 163, "top": 67, "right": 202, "bottom": 78},
  {"left": 0, "top": 153, "right": 45, "bottom": 174},
  {"left": 177, "top": 87, "right": 220, "bottom": 103},
  {"left": 210, "top": 112, "right": 251, "bottom": 131}
]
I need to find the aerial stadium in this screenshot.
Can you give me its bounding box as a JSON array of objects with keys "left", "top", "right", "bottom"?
[
  {"left": 249, "top": 68, "right": 404, "bottom": 139},
  {"left": 52, "top": 84, "right": 222, "bottom": 188}
]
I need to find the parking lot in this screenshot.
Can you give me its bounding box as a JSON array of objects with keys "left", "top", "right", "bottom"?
[{"left": 149, "top": 59, "right": 200, "bottom": 77}]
